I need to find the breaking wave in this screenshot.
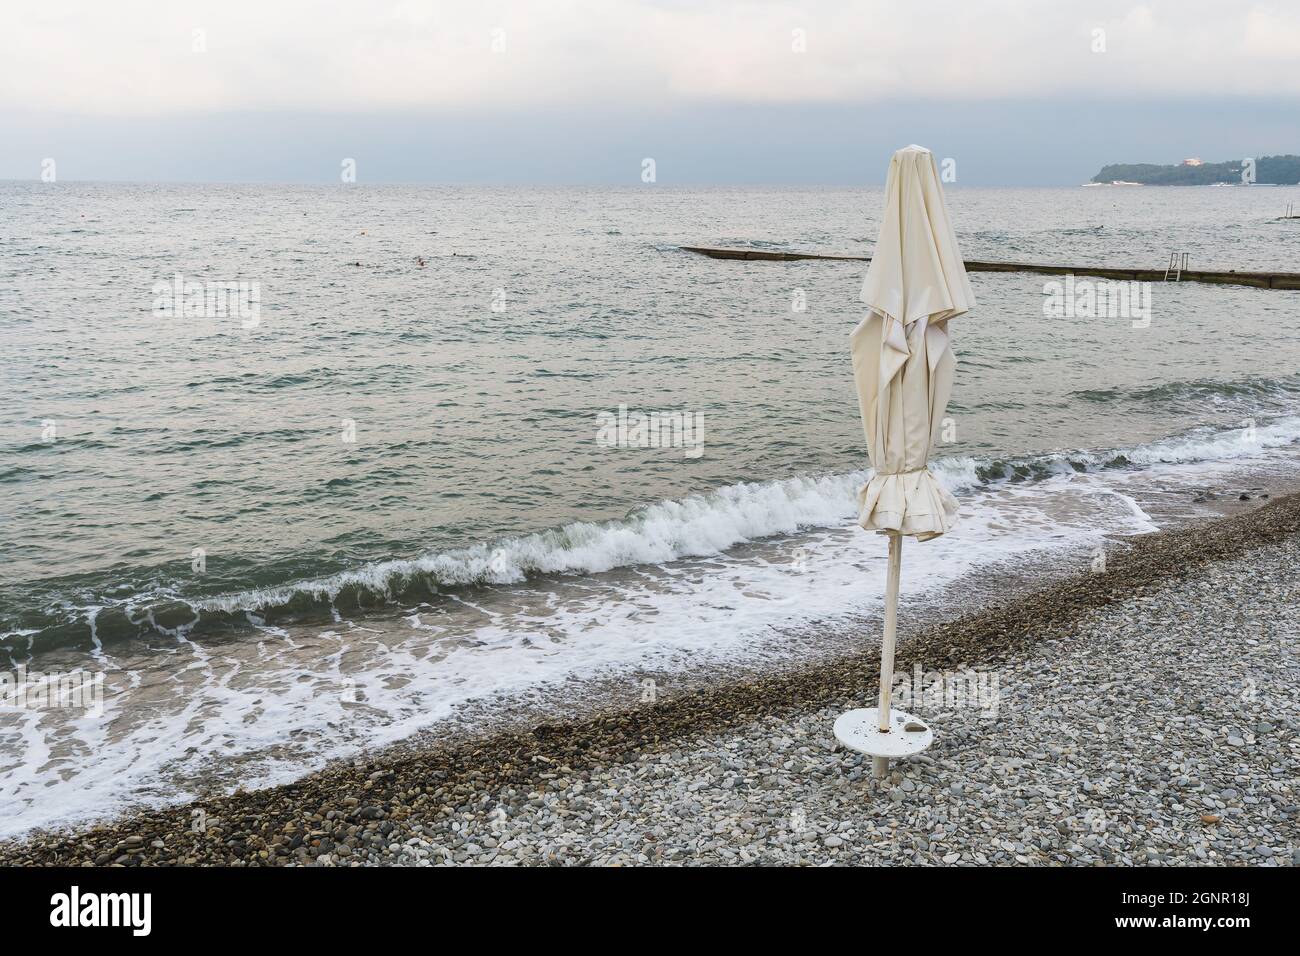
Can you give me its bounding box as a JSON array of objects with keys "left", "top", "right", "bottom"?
[{"left": 4, "top": 414, "right": 1299, "bottom": 659}]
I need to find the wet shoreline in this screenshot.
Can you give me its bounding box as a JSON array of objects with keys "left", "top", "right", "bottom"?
[{"left": 2, "top": 489, "right": 1297, "bottom": 866}]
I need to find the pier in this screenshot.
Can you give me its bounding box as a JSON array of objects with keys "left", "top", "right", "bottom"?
[{"left": 680, "top": 246, "right": 1300, "bottom": 290}]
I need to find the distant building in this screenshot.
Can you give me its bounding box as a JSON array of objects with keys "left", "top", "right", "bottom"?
[{"left": 1181, "top": 157, "right": 1204, "bottom": 166}]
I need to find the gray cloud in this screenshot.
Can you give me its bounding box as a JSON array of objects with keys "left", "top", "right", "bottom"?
[{"left": 4, "top": 1, "right": 1300, "bottom": 115}]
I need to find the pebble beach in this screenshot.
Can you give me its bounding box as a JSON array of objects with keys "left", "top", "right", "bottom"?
[{"left": 1, "top": 492, "right": 1296, "bottom": 867}]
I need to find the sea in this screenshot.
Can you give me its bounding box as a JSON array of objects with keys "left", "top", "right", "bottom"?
[{"left": 2, "top": 182, "right": 1299, "bottom": 837}]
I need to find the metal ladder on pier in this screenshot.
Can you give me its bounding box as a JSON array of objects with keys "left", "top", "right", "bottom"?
[{"left": 1164, "top": 252, "right": 1188, "bottom": 281}]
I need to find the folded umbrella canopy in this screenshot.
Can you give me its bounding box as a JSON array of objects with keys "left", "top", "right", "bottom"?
[{"left": 836, "top": 145, "right": 975, "bottom": 778}]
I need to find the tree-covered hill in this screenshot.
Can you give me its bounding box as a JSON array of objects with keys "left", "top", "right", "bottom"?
[{"left": 1091, "top": 155, "right": 1300, "bottom": 185}]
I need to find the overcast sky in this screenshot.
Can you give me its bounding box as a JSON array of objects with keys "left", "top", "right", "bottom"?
[{"left": 3, "top": 1, "right": 1299, "bottom": 184}]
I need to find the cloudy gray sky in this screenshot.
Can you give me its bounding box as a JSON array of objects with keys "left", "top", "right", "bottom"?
[{"left": 3, "top": 1, "right": 1298, "bottom": 184}]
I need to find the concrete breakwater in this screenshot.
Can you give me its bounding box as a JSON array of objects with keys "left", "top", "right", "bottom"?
[{"left": 680, "top": 246, "right": 1300, "bottom": 290}]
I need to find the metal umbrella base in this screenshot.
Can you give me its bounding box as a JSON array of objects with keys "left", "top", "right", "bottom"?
[
  {"left": 833, "top": 707, "right": 934, "bottom": 779},
  {"left": 834, "top": 532, "right": 934, "bottom": 779}
]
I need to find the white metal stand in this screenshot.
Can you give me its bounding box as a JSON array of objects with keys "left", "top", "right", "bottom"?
[
  {"left": 833, "top": 706, "right": 934, "bottom": 777},
  {"left": 834, "top": 532, "right": 934, "bottom": 778}
]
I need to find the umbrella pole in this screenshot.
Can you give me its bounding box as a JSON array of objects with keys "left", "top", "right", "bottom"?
[
  {"left": 833, "top": 529, "right": 929, "bottom": 783},
  {"left": 873, "top": 532, "right": 902, "bottom": 779}
]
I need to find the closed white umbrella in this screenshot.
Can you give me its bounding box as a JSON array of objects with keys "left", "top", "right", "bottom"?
[{"left": 834, "top": 145, "right": 975, "bottom": 779}]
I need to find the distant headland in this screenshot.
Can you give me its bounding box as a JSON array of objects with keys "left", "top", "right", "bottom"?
[{"left": 1090, "top": 155, "right": 1300, "bottom": 185}]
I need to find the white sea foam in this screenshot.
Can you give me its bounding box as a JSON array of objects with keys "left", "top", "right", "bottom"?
[
  {"left": 193, "top": 469, "right": 877, "bottom": 613},
  {"left": 0, "top": 466, "right": 1157, "bottom": 838},
  {"left": 1123, "top": 415, "right": 1300, "bottom": 466},
  {"left": 188, "top": 416, "right": 1298, "bottom": 618},
  {"left": 1, "top": 416, "right": 1298, "bottom": 839}
]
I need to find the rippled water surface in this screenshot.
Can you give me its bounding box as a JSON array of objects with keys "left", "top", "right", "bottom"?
[{"left": 2, "top": 183, "right": 1299, "bottom": 835}]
